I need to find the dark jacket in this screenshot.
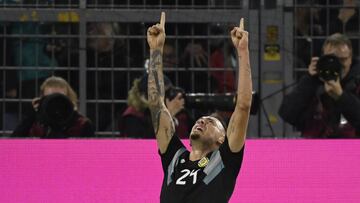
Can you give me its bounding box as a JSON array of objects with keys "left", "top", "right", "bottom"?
[
  {"left": 119, "top": 106, "right": 191, "bottom": 139},
  {"left": 279, "top": 60, "right": 360, "bottom": 138},
  {"left": 119, "top": 106, "right": 155, "bottom": 139},
  {"left": 12, "top": 109, "right": 95, "bottom": 138}
]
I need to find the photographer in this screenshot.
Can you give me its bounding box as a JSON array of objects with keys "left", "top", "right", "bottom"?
[
  {"left": 12, "top": 76, "right": 95, "bottom": 138},
  {"left": 119, "top": 74, "right": 190, "bottom": 138},
  {"left": 279, "top": 33, "right": 360, "bottom": 138}
]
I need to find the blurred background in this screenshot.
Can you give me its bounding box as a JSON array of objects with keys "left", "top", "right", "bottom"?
[{"left": 0, "top": 0, "right": 359, "bottom": 138}]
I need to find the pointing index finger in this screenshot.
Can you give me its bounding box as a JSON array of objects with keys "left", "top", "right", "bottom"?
[
  {"left": 160, "top": 12, "right": 165, "bottom": 28},
  {"left": 239, "top": 18, "right": 244, "bottom": 31}
]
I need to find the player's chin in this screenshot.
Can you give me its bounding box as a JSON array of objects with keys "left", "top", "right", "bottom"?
[{"left": 190, "top": 132, "right": 200, "bottom": 140}]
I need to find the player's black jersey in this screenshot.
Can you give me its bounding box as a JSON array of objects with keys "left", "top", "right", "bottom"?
[{"left": 159, "top": 135, "right": 244, "bottom": 203}]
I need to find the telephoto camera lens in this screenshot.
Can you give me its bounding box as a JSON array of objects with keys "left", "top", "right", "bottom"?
[
  {"left": 38, "top": 93, "right": 75, "bottom": 130},
  {"left": 316, "top": 54, "right": 342, "bottom": 81}
]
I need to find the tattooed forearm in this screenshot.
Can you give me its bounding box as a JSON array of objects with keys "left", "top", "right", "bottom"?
[
  {"left": 149, "top": 101, "right": 175, "bottom": 136},
  {"left": 148, "top": 49, "right": 167, "bottom": 134},
  {"left": 147, "top": 13, "right": 175, "bottom": 152},
  {"left": 149, "top": 49, "right": 165, "bottom": 99},
  {"left": 150, "top": 106, "right": 162, "bottom": 135}
]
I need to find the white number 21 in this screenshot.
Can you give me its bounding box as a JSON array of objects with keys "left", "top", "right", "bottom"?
[{"left": 176, "top": 169, "right": 200, "bottom": 185}]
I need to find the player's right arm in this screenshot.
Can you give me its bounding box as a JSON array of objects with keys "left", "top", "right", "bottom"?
[{"left": 147, "top": 12, "right": 175, "bottom": 154}]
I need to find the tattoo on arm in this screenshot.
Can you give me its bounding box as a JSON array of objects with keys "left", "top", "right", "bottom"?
[
  {"left": 149, "top": 50, "right": 164, "bottom": 97},
  {"left": 148, "top": 49, "right": 166, "bottom": 134},
  {"left": 150, "top": 106, "right": 162, "bottom": 135}
]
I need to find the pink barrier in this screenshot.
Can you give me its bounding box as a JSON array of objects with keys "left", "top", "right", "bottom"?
[{"left": 0, "top": 139, "right": 359, "bottom": 203}]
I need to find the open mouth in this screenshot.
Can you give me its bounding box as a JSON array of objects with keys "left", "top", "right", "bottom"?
[{"left": 195, "top": 125, "right": 204, "bottom": 132}]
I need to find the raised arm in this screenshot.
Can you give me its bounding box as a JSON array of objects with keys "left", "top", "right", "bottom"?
[
  {"left": 147, "top": 12, "right": 176, "bottom": 153},
  {"left": 227, "top": 18, "right": 252, "bottom": 152}
]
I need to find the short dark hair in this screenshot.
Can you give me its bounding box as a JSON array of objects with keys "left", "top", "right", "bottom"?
[
  {"left": 209, "top": 113, "right": 228, "bottom": 131},
  {"left": 323, "top": 33, "right": 352, "bottom": 54}
]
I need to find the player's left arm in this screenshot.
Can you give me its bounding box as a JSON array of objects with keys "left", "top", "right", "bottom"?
[{"left": 227, "top": 18, "right": 252, "bottom": 153}]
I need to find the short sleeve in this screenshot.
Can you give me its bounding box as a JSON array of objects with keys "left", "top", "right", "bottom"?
[
  {"left": 159, "top": 135, "right": 186, "bottom": 172},
  {"left": 219, "top": 136, "right": 245, "bottom": 176}
]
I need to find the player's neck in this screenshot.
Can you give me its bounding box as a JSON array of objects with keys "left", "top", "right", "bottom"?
[
  {"left": 189, "top": 147, "right": 212, "bottom": 161},
  {"left": 189, "top": 139, "right": 217, "bottom": 161}
]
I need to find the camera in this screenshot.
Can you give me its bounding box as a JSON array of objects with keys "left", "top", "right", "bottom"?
[
  {"left": 38, "top": 93, "right": 75, "bottom": 130},
  {"left": 184, "top": 92, "right": 259, "bottom": 115},
  {"left": 165, "top": 86, "right": 259, "bottom": 115},
  {"left": 316, "top": 54, "right": 343, "bottom": 81}
]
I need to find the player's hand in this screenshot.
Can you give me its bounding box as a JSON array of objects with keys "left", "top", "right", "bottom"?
[
  {"left": 147, "top": 12, "right": 166, "bottom": 50},
  {"left": 165, "top": 93, "right": 185, "bottom": 117},
  {"left": 308, "top": 57, "right": 319, "bottom": 76},
  {"left": 231, "top": 18, "right": 249, "bottom": 57},
  {"left": 324, "top": 78, "right": 343, "bottom": 100}
]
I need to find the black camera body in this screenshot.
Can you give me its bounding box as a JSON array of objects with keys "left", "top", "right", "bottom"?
[
  {"left": 185, "top": 92, "right": 259, "bottom": 115},
  {"left": 37, "top": 93, "right": 75, "bottom": 130},
  {"left": 165, "top": 86, "right": 259, "bottom": 115},
  {"left": 316, "top": 54, "right": 343, "bottom": 81}
]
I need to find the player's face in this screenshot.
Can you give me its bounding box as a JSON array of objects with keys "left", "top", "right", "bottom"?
[{"left": 190, "top": 116, "right": 225, "bottom": 145}]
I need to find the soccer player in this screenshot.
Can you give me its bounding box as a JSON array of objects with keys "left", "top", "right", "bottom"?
[{"left": 147, "top": 12, "right": 252, "bottom": 203}]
